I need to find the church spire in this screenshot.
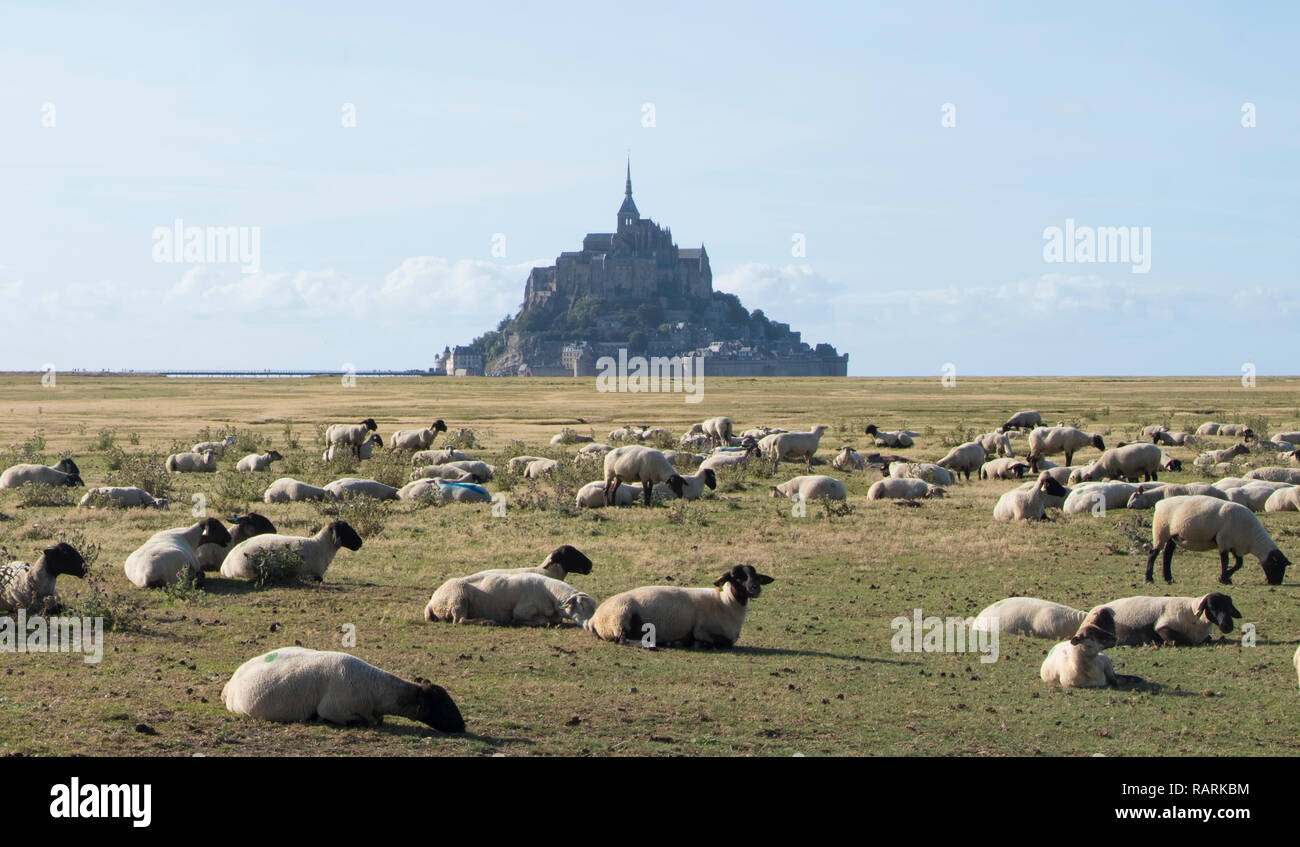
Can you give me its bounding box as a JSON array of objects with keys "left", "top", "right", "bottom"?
[
  {"left": 625, "top": 159, "right": 632, "bottom": 198},
  {"left": 618, "top": 159, "right": 640, "bottom": 230}
]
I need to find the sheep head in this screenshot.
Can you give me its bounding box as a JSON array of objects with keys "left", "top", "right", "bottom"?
[
  {"left": 714, "top": 564, "right": 774, "bottom": 601},
  {"left": 42, "top": 542, "right": 87, "bottom": 579},
  {"left": 329, "top": 520, "right": 364, "bottom": 551},
  {"left": 415, "top": 683, "right": 465, "bottom": 733},
  {"left": 1070, "top": 606, "right": 1117, "bottom": 651},
  {"left": 559, "top": 592, "right": 597, "bottom": 627},
  {"left": 547, "top": 544, "right": 592, "bottom": 576},
  {"left": 1261, "top": 549, "right": 1289, "bottom": 586},
  {"left": 1195, "top": 593, "right": 1242, "bottom": 634},
  {"left": 199, "top": 518, "right": 232, "bottom": 547},
  {"left": 361, "top": 418, "right": 378, "bottom": 430}
]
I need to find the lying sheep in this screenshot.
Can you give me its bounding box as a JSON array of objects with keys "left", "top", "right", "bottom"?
[
  {"left": 575, "top": 443, "right": 614, "bottom": 465},
  {"left": 603, "top": 446, "right": 685, "bottom": 506},
  {"left": 1272, "top": 430, "right": 1300, "bottom": 445},
  {"left": 661, "top": 450, "right": 705, "bottom": 469},
  {"left": 397, "top": 478, "right": 442, "bottom": 501},
  {"left": 389, "top": 420, "right": 448, "bottom": 452},
  {"left": 994, "top": 472, "right": 1070, "bottom": 520},
  {"left": 221, "top": 647, "right": 464, "bottom": 732},
  {"left": 935, "top": 441, "right": 986, "bottom": 481},
  {"left": 507, "top": 455, "right": 546, "bottom": 474},
  {"left": 1146, "top": 494, "right": 1290, "bottom": 585},
  {"left": 1000, "top": 410, "right": 1042, "bottom": 432},
  {"left": 1160, "top": 453, "right": 1183, "bottom": 472},
  {"left": 758, "top": 425, "right": 829, "bottom": 471},
  {"left": 324, "top": 478, "right": 399, "bottom": 501},
  {"left": 1027, "top": 426, "right": 1105, "bottom": 469},
  {"left": 1263, "top": 486, "right": 1300, "bottom": 512},
  {"left": 1040, "top": 607, "right": 1126, "bottom": 689},
  {"left": 410, "top": 464, "right": 474, "bottom": 482},
  {"left": 0, "top": 460, "right": 84, "bottom": 488},
  {"left": 1245, "top": 466, "right": 1300, "bottom": 484},
  {"left": 166, "top": 450, "right": 217, "bottom": 473},
  {"left": 524, "top": 458, "right": 560, "bottom": 480},
  {"left": 769, "top": 474, "right": 847, "bottom": 502},
  {"left": 887, "top": 462, "right": 956, "bottom": 486},
  {"left": 263, "top": 477, "right": 336, "bottom": 503},
  {"left": 78, "top": 486, "right": 168, "bottom": 509},
  {"left": 235, "top": 450, "right": 283, "bottom": 472},
  {"left": 1070, "top": 443, "right": 1162, "bottom": 483},
  {"left": 979, "top": 457, "right": 1031, "bottom": 480},
  {"left": 1195, "top": 443, "right": 1249, "bottom": 466},
  {"left": 326, "top": 419, "right": 379, "bottom": 455},
  {"left": 1099, "top": 593, "right": 1242, "bottom": 646},
  {"left": 1195, "top": 422, "right": 1222, "bottom": 436},
  {"left": 413, "top": 461, "right": 494, "bottom": 483},
  {"left": 576, "top": 479, "right": 640, "bottom": 508},
  {"left": 1218, "top": 424, "right": 1255, "bottom": 439},
  {"left": 967, "top": 597, "right": 1085, "bottom": 640},
  {"left": 832, "top": 446, "right": 866, "bottom": 471},
  {"left": 0, "top": 542, "right": 87, "bottom": 613},
  {"left": 698, "top": 438, "right": 762, "bottom": 473},
  {"left": 429, "top": 480, "right": 493, "bottom": 504},
  {"left": 464, "top": 545, "right": 593, "bottom": 582},
  {"left": 1061, "top": 482, "right": 1146, "bottom": 515},
  {"left": 192, "top": 434, "right": 235, "bottom": 455},
  {"left": 656, "top": 467, "right": 717, "bottom": 501},
  {"left": 196, "top": 513, "right": 278, "bottom": 571},
  {"left": 221, "top": 521, "right": 363, "bottom": 582},
  {"left": 864, "top": 424, "right": 913, "bottom": 449},
  {"left": 413, "top": 448, "right": 472, "bottom": 466},
  {"left": 1224, "top": 483, "right": 1288, "bottom": 512},
  {"left": 124, "top": 519, "right": 232, "bottom": 588},
  {"left": 867, "top": 477, "right": 944, "bottom": 501},
  {"left": 424, "top": 572, "right": 595, "bottom": 627},
  {"left": 977, "top": 431, "right": 1014, "bottom": 458},
  {"left": 588, "top": 564, "right": 774, "bottom": 649},
  {"left": 550, "top": 431, "right": 594, "bottom": 445},
  {"left": 1125, "top": 482, "right": 1223, "bottom": 510}
]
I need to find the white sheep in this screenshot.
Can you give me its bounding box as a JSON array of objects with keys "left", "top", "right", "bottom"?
[
  {"left": 655, "top": 467, "right": 717, "bottom": 501},
  {"left": 864, "top": 424, "right": 913, "bottom": 449},
  {"left": 887, "top": 462, "right": 956, "bottom": 486},
  {"left": 124, "top": 519, "right": 232, "bottom": 589},
  {"left": 550, "top": 431, "right": 594, "bottom": 445},
  {"left": 323, "top": 433, "right": 384, "bottom": 462},
  {"left": 220, "top": 521, "right": 363, "bottom": 581},
  {"left": 979, "top": 458, "right": 1031, "bottom": 480},
  {"left": 196, "top": 513, "right": 278, "bottom": 571},
  {"left": 867, "top": 477, "right": 944, "bottom": 501},
  {"left": 524, "top": 458, "right": 560, "bottom": 480},
  {"left": 0, "top": 459, "right": 84, "bottom": 489},
  {"left": 1245, "top": 466, "right": 1300, "bottom": 484},
  {"left": 1000, "top": 410, "right": 1042, "bottom": 431},
  {"left": 1263, "top": 486, "right": 1300, "bottom": 512},
  {"left": 1272, "top": 430, "right": 1300, "bottom": 445},
  {"left": 603, "top": 446, "right": 685, "bottom": 506},
  {"left": 1194, "top": 443, "right": 1249, "bottom": 466},
  {"left": 0, "top": 542, "right": 87, "bottom": 613},
  {"left": 507, "top": 455, "right": 546, "bottom": 473},
  {"left": 221, "top": 647, "right": 464, "bottom": 732},
  {"left": 77, "top": 486, "right": 168, "bottom": 509},
  {"left": 325, "top": 418, "right": 379, "bottom": 454},
  {"left": 994, "top": 472, "right": 1070, "bottom": 520},
  {"left": 967, "top": 597, "right": 1085, "bottom": 640},
  {"left": 1099, "top": 593, "right": 1242, "bottom": 646},
  {"left": 463, "top": 545, "right": 594, "bottom": 582},
  {"left": 1224, "top": 483, "right": 1288, "bottom": 512},
  {"left": 832, "top": 447, "right": 865, "bottom": 471},
  {"left": 429, "top": 480, "right": 493, "bottom": 504},
  {"left": 587, "top": 564, "right": 773, "bottom": 649},
  {"left": 935, "top": 441, "right": 986, "bottom": 481},
  {"left": 323, "top": 478, "right": 399, "bottom": 501},
  {"left": 389, "top": 420, "right": 448, "bottom": 452},
  {"left": 977, "top": 431, "right": 1014, "bottom": 458},
  {"left": 701, "top": 417, "right": 734, "bottom": 446},
  {"left": 1040, "top": 606, "right": 1124, "bottom": 689},
  {"left": 1146, "top": 494, "right": 1290, "bottom": 585},
  {"left": 758, "top": 425, "right": 829, "bottom": 471},
  {"left": 1062, "top": 481, "right": 1150, "bottom": 515},
  {"left": 1070, "top": 443, "right": 1162, "bottom": 483},
  {"left": 661, "top": 450, "right": 705, "bottom": 468},
  {"left": 769, "top": 474, "right": 846, "bottom": 502},
  {"left": 1027, "top": 426, "right": 1105, "bottom": 469},
  {"left": 192, "top": 434, "right": 235, "bottom": 455},
  {"left": 1124, "top": 482, "right": 1223, "bottom": 510},
  {"left": 698, "top": 438, "right": 762, "bottom": 474},
  {"left": 410, "top": 464, "right": 474, "bottom": 482},
  {"left": 424, "top": 572, "right": 595, "bottom": 627},
  {"left": 234, "top": 450, "right": 283, "bottom": 472},
  {"left": 575, "top": 479, "right": 640, "bottom": 508},
  {"left": 397, "top": 478, "right": 442, "bottom": 501},
  {"left": 263, "top": 477, "right": 337, "bottom": 503},
  {"left": 412, "top": 448, "right": 472, "bottom": 466},
  {"left": 166, "top": 450, "right": 217, "bottom": 473}
]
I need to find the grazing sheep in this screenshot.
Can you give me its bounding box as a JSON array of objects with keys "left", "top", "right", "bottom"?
[
  {"left": 979, "top": 458, "right": 1031, "bottom": 480},
  {"left": 166, "top": 450, "right": 217, "bottom": 473},
  {"left": 603, "top": 446, "right": 685, "bottom": 506},
  {"left": 0, "top": 542, "right": 87, "bottom": 613},
  {"left": 524, "top": 458, "right": 560, "bottom": 480},
  {"left": 701, "top": 417, "right": 734, "bottom": 446},
  {"left": 864, "top": 424, "right": 913, "bottom": 449},
  {"left": 1000, "top": 410, "right": 1042, "bottom": 432},
  {"left": 1070, "top": 443, "right": 1162, "bottom": 483},
  {"left": 1040, "top": 607, "right": 1125, "bottom": 689},
  {"left": 967, "top": 597, "right": 1085, "bottom": 640},
  {"left": 196, "top": 513, "right": 278, "bottom": 571},
  {"left": 1195, "top": 443, "right": 1249, "bottom": 466},
  {"left": 124, "top": 519, "right": 231, "bottom": 589},
  {"left": 389, "top": 420, "right": 448, "bottom": 452},
  {"left": 326, "top": 419, "right": 379, "bottom": 454},
  {"left": 887, "top": 462, "right": 956, "bottom": 486},
  {"left": 324, "top": 434, "right": 383, "bottom": 461},
  {"left": 1245, "top": 466, "right": 1300, "bottom": 484},
  {"left": 1160, "top": 453, "right": 1183, "bottom": 472},
  {"left": 1225, "top": 482, "right": 1289, "bottom": 512},
  {"left": 77, "top": 486, "right": 168, "bottom": 509},
  {"left": 588, "top": 564, "right": 774, "bottom": 649},
  {"left": 1146, "top": 495, "right": 1290, "bottom": 585},
  {"left": 464, "top": 545, "right": 594, "bottom": 582},
  {"left": 832, "top": 447, "right": 865, "bottom": 471},
  {"left": 192, "top": 435, "right": 236, "bottom": 455},
  {"left": 758, "top": 425, "right": 829, "bottom": 471},
  {"left": 221, "top": 521, "right": 363, "bottom": 581},
  {"left": 935, "top": 441, "right": 986, "bottom": 481},
  {"left": 1027, "top": 426, "right": 1106, "bottom": 469},
  {"left": 235, "top": 450, "right": 283, "bottom": 472},
  {"left": 1125, "top": 483, "right": 1224, "bottom": 510},
  {"left": 424, "top": 572, "right": 595, "bottom": 627},
  {"left": 994, "top": 472, "right": 1070, "bottom": 520},
  {"left": 1263, "top": 486, "right": 1300, "bottom": 513},
  {"left": 1099, "top": 593, "right": 1242, "bottom": 646},
  {"left": 0, "top": 460, "right": 84, "bottom": 488},
  {"left": 323, "top": 478, "right": 399, "bottom": 501},
  {"left": 769, "top": 474, "right": 847, "bottom": 502},
  {"left": 977, "top": 431, "right": 1015, "bottom": 458},
  {"left": 576, "top": 480, "right": 640, "bottom": 508},
  {"left": 263, "top": 477, "right": 336, "bottom": 503},
  {"left": 655, "top": 467, "right": 717, "bottom": 501},
  {"left": 867, "top": 477, "right": 944, "bottom": 501},
  {"left": 221, "top": 647, "right": 464, "bottom": 732}
]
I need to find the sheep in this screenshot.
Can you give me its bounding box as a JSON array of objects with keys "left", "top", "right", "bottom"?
[
  {"left": 220, "top": 521, "right": 362, "bottom": 581},
  {"left": 397, "top": 479, "right": 442, "bottom": 501},
  {"left": 192, "top": 434, "right": 235, "bottom": 455},
  {"left": 887, "top": 462, "right": 956, "bottom": 486},
  {"left": 507, "top": 455, "right": 546, "bottom": 474},
  {"left": 1273, "top": 431, "right": 1300, "bottom": 445},
  {"left": 550, "top": 431, "right": 594, "bottom": 445},
  {"left": 1069, "top": 443, "right": 1162, "bottom": 483},
  {"left": 1195, "top": 422, "right": 1222, "bottom": 436},
  {"left": 323, "top": 433, "right": 383, "bottom": 462},
  {"left": 234, "top": 450, "right": 283, "bottom": 472},
  {"left": 1038, "top": 465, "right": 1081, "bottom": 486},
  {"left": 999, "top": 410, "right": 1042, "bottom": 432},
  {"left": 1245, "top": 466, "right": 1300, "bottom": 484},
  {"left": 758, "top": 425, "right": 829, "bottom": 471},
  {"left": 1141, "top": 424, "right": 1169, "bottom": 442},
  {"left": 1225, "top": 482, "right": 1290, "bottom": 512},
  {"left": 123, "top": 518, "right": 232, "bottom": 589},
  {"left": 699, "top": 417, "right": 733, "bottom": 446},
  {"left": 698, "top": 438, "right": 762, "bottom": 473},
  {"left": 221, "top": 647, "right": 464, "bottom": 732},
  {"left": 412, "top": 448, "right": 472, "bottom": 466},
  {"left": 424, "top": 572, "right": 595, "bottom": 627},
  {"left": 1194, "top": 443, "right": 1249, "bottom": 466},
  {"left": 524, "top": 458, "right": 560, "bottom": 480},
  {"left": 0, "top": 460, "right": 84, "bottom": 489},
  {"left": 436, "top": 460, "right": 495, "bottom": 482},
  {"left": 429, "top": 480, "right": 493, "bottom": 504},
  {"left": 769, "top": 474, "right": 847, "bottom": 502},
  {"left": 1125, "top": 482, "right": 1224, "bottom": 510},
  {"left": 576, "top": 480, "right": 640, "bottom": 508},
  {"left": 325, "top": 418, "right": 379, "bottom": 454},
  {"left": 323, "top": 478, "right": 399, "bottom": 501},
  {"left": 740, "top": 426, "right": 785, "bottom": 441},
  {"left": 263, "top": 477, "right": 337, "bottom": 503},
  {"left": 1027, "top": 426, "right": 1105, "bottom": 469},
  {"left": 1263, "top": 486, "right": 1300, "bottom": 513},
  {"left": 993, "top": 472, "right": 1070, "bottom": 520},
  {"left": 1160, "top": 453, "right": 1183, "bottom": 472},
  {"left": 1098, "top": 593, "right": 1242, "bottom": 646},
  {"left": 603, "top": 446, "right": 685, "bottom": 506},
  {"left": 196, "top": 513, "right": 278, "bottom": 571},
  {"left": 1218, "top": 424, "right": 1255, "bottom": 439},
  {"left": 1212, "top": 477, "right": 1250, "bottom": 491},
  {"left": 165, "top": 450, "right": 217, "bottom": 473},
  {"left": 587, "top": 564, "right": 774, "bottom": 649},
  {"left": 864, "top": 424, "right": 913, "bottom": 449},
  {"left": 574, "top": 444, "right": 614, "bottom": 466},
  {"left": 966, "top": 597, "right": 1086, "bottom": 640},
  {"left": 1039, "top": 607, "right": 1124, "bottom": 689},
  {"left": 77, "top": 486, "right": 168, "bottom": 509},
  {"left": 388, "top": 420, "right": 448, "bottom": 452},
  {"left": 979, "top": 458, "right": 1031, "bottom": 480},
  {"left": 867, "top": 477, "right": 944, "bottom": 501},
  {"left": 410, "top": 464, "right": 474, "bottom": 482},
  {"left": 661, "top": 450, "right": 705, "bottom": 468},
  {"left": 463, "top": 545, "right": 594, "bottom": 583},
  {"left": 678, "top": 432, "right": 712, "bottom": 451},
  {"left": 609, "top": 426, "right": 642, "bottom": 443},
  {"left": 935, "top": 441, "right": 986, "bottom": 481},
  {"left": 655, "top": 467, "right": 717, "bottom": 501},
  {"left": 1060, "top": 482, "right": 1143, "bottom": 515},
  {"left": 977, "top": 431, "right": 1014, "bottom": 458},
  {"left": 1145, "top": 494, "right": 1290, "bottom": 585},
  {"left": 832, "top": 447, "right": 865, "bottom": 471},
  {"left": 0, "top": 542, "right": 87, "bottom": 613}
]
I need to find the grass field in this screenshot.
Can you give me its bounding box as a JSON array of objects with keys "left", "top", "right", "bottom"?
[{"left": 1, "top": 373, "right": 1298, "bottom": 757}]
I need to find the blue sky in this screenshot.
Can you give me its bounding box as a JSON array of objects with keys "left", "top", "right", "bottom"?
[{"left": 1, "top": 1, "right": 1296, "bottom": 375}]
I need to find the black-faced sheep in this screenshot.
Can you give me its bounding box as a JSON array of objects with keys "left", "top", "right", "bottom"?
[
  {"left": 220, "top": 520, "right": 363, "bottom": 582},
  {"left": 1098, "top": 593, "right": 1241, "bottom": 646},
  {"left": 1145, "top": 494, "right": 1289, "bottom": 585},
  {"left": 0, "top": 542, "right": 87, "bottom": 613},
  {"left": 124, "top": 519, "right": 232, "bottom": 589}
]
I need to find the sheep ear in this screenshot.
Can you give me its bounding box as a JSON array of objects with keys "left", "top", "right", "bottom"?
[
  {"left": 1068, "top": 635, "right": 1083, "bottom": 645},
  {"left": 757, "top": 574, "right": 774, "bottom": 584},
  {"left": 713, "top": 573, "right": 731, "bottom": 587},
  {"left": 1194, "top": 596, "right": 1209, "bottom": 617}
]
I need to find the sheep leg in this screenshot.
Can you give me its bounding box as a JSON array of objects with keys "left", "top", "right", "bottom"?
[
  {"left": 1064, "top": 451, "right": 1074, "bottom": 466},
  {"left": 642, "top": 481, "right": 653, "bottom": 506},
  {"left": 1218, "top": 551, "right": 1242, "bottom": 585}
]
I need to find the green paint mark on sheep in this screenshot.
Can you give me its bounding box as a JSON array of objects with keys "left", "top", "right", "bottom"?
[{"left": 264, "top": 652, "right": 278, "bottom": 662}]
